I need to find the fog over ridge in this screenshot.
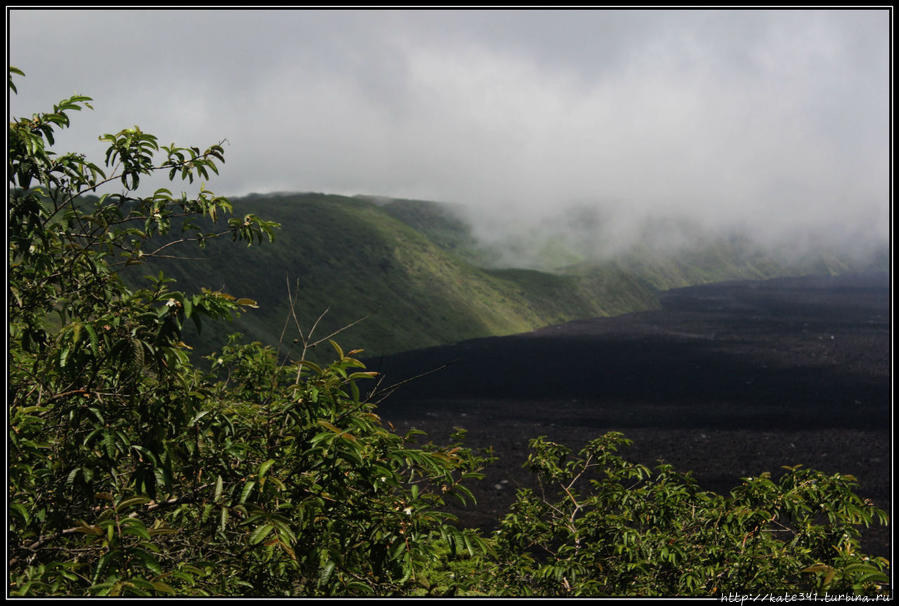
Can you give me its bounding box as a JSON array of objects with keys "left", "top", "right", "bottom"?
[{"left": 9, "top": 10, "right": 889, "bottom": 265}]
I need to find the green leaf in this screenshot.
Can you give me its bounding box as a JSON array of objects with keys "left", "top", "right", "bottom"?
[
  {"left": 239, "top": 480, "right": 255, "bottom": 504},
  {"left": 219, "top": 507, "right": 229, "bottom": 533},
  {"left": 258, "top": 459, "right": 276, "bottom": 480},
  {"left": 116, "top": 496, "right": 150, "bottom": 512},
  {"left": 9, "top": 503, "right": 30, "bottom": 525},
  {"left": 132, "top": 547, "right": 162, "bottom": 574},
  {"left": 189, "top": 409, "right": 212, "bottom": 426},
  {"left": 463, "top": 532, "right": 475, "bottom": 557},
  {"left": 71, "top": 520, "right": 103, "bottom": 536},
  {"left": 213, "top": 475, "right": 223, "bottom": 503},
  {"left": 398, "top": 552, "right": 413, "bottom": 584},
  {"left": 121, "top": 517, "right": 151, "bottom": 540},
  {"left": 84, "top": 323, "right": 99, "bottom": 355},
  {"left": 249, "top": 523, "right": 274, "bottom": 545},
  {"left": 319, "top": 560, "right": 336, "bottom": 587},
  {"left": 391, "top": 540, "right": 407, "bottom": 561},
  {"left": 151, "top": 581, "right": 176, "bottom": 595},
  {"left": 93, "top": 552, "right": 112, "bottom": 584}
]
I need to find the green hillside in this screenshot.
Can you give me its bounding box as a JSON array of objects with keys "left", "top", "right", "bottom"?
[
  {"left": 124, "top": 192, "right": 887, "bottom": 360},
  {"left": 360, "top": 195, "right": 489, "bottom": 266},
  {"left": 124, "top": 193, "right": 652, "bottom": 359}
]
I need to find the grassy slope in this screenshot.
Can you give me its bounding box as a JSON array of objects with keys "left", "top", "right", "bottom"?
[
  {"left": 129, "top": 193, "right": 641, "bottom": 359},
  {"left": 126, "top": 192, "right": 886, "bottom": 360}
]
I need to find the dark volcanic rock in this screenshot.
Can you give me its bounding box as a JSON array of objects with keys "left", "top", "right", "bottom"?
[{"left": 366, "top": 272, "right": 892, "bottom": 557}]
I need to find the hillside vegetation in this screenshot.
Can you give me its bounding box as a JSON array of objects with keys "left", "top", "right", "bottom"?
[{"left": 129, "top": 191, "right": 887, "bottom": 360}]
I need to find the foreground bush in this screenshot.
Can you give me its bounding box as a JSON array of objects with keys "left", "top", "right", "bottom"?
[
  {"left": 484, "top": 434, "right": 890, "bottom": 596},
  {"left": 7, "top": 67, "right": 491, "bottom": 597},
  {"left": 7, "top": 68, "right": 889, "bottom": 597}
]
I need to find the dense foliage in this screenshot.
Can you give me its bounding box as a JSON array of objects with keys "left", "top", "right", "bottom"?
[
  {"left": 7, "top": 69, "right": 891, "bottom": 597},
  {"left": 485, "top": 434, "right": 890, "bottom": 596}
]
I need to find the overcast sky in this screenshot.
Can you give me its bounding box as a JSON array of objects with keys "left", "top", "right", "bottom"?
[{"left": 8, "top": 8, "right": 891, "bottom": 254}]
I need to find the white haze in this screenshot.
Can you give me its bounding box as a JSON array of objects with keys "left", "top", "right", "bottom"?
[{"left": 8, "top": 9, "right": 890, "bottom": 265}]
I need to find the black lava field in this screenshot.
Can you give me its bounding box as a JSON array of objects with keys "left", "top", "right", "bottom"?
[{"left": 368, "top": 272, "right": 892, "bottom": 557}]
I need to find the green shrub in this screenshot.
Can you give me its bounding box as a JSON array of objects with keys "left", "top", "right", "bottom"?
[
  {"left": 484, "top": 434, "right": 889, "bottom": 596},
  {"left": 7, "top": 67, "right": 490, "bottom": 596}
]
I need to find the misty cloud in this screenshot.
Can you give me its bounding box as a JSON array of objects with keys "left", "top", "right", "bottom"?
[{"left": 9, "top": 9, "right": 890, "bottom": 261}]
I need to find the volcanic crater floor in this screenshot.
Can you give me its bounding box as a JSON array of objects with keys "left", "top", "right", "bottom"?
[{"left": 370, "top": 272, "right": 892, "bottom": 558}]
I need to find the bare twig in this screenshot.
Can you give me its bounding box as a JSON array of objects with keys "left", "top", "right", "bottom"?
[
  {"left": 367, "top": 360, "right": 458, "bottom": 405},
  {"left": 307, "top": 313, "right": 368, "bottom": 350}
]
